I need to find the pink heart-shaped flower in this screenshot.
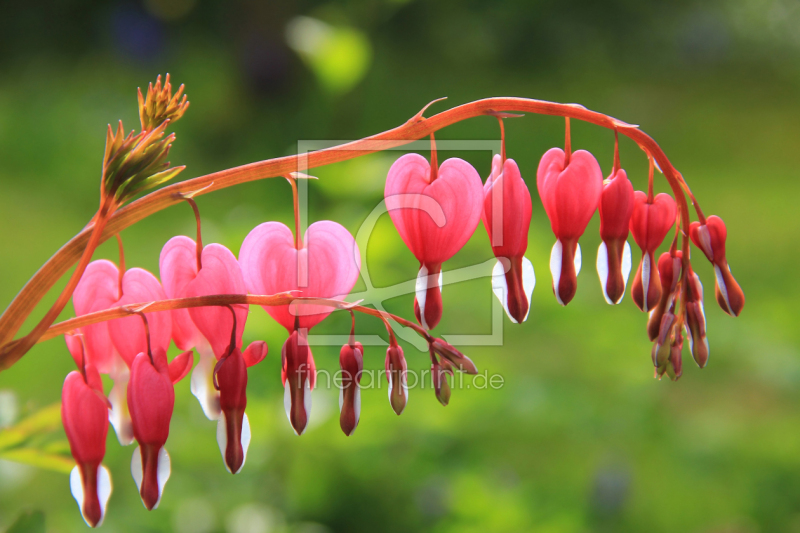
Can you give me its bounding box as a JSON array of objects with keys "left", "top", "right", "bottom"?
[
  {"left": 385, "top": 153, "right": 483, "bottom": 265},
  {"left": 629, "top": 191, "right": 676, "bottom": 253},
  {"left": 239, "top": 220, "right": 361, "bottom": 331}
]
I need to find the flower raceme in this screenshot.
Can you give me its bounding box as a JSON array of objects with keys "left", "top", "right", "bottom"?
[{"left": 20, "top": 83, "right": 750, "bottom": 528}]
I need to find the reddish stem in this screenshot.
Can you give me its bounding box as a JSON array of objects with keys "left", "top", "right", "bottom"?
[
  {"left": 286, "top": 176, "right": 302, "bottom": 249},
  {"left": 115, "top": 233, "right": 126, "bottom": 300},
  {"left": 564, "top": 117, "right": 572, "bottom": 166},
  {"left": 612, "top": 130, "right": 620, "bottom": 175},
  {"left": 185, "top": 197, "right": 203, "bottom": 270},
  {"left": 429, "top": 133, "right": 438, "bottom": 182}
]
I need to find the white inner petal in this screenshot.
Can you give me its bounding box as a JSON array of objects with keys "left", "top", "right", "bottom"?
[
  {"left": 697, "top": 225, "right": 714, "bottom": 259},
  {"left": 574, "top": 243, "right": 582, "bottom": 275},
  {"left": 596, "top": 242, "right": 612, "bottom": 305},
  {"left": 491, "top": 259, "right": 515, "bottom": 323},
  {"left": 97, "top": 465, "right": 112, "bottom": 527},
  {"left": 69, "top": 466, "right": 85, "bottom": 524},
  {"left": 549, "top": 240, "right": 564, "bottom": 306},
  {"left": 521, "top": 256, "right": 536, "bottom": 322},
  {"left": 641, "top": 252, "right": 651, "bottom": 312},
  {"left": 240, "top": 414, "right": 251, "bottom": 473},
  {"left": 415, "top": 265, "right": 430, "bottom": 329},
  {"left": 131, "top": 446, "right": 143, "bottom": 493},
  {"left": 621, "top": 241, "right": 632, "bottom": 296},
  {"left": 283, "top": 381, "right": 292, "bottom": 425},
  {"left": 190, "top": 350, "right": 222, "bottom": 421},
  {"left": 353, "top": 386, "right": 361, "bottom": 431},
  {"left": 301, "top": 377, "right": 312, "bottom": 435},
  {"left": 714, "top": 265, "right": 731, "bottom": 311},
  {"left": 216, "top": 412, "right": 229, "bottom": 473},
  {"left": 108, "top": 370, "right": 134, "bottom": 446},
  {"left": 154, "top": 447, "right": 171, "bottom": 510}
]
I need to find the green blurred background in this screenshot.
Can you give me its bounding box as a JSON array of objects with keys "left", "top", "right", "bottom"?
[{"left": 1, "top": 0, "right": 799, "bottom": 531}]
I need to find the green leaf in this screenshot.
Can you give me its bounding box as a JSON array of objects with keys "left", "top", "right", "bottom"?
[
  {"left": 0, "top": 403, "right": 61, "bottom": 452},
  {"left": 4, "top": 510, "right": 45, "bottom": 533},
  {"left": 0, "top": 448, "right": 73, "bottom": 474}
]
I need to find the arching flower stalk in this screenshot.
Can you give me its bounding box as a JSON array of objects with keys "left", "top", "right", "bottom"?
[{"left": 0, "top": 78, "right": 749, "bottom": 527}]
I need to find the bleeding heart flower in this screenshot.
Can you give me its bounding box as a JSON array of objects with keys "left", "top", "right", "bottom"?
[
  {"left": 240, "top": 219, "right": 359, "bottom": 436},
  {"left": 537, "top": 147, "right": 603, "bottom": 305},
  {"left": 240, "top": 221, "right": 361, "bottom": 331},
  {"left": 160, "top": 237, "right": 266, "bottom": 425},
  {"left": 596, "top": 168, "right": 635, "bottom": 305},
  {"left": 689, "top": 216, "right": 745, "bottom": 317},
  {"left": 482, "top": 154, "right": 535, "bottom": 323},
  {"left": 281, "top": 329, "right": 316, "bottom": 435},
  {"left": 646, "top": 251, "right": 682, "bottom": 342},
  {"left": 61, "top": 348, "right": 112, "bottom": 528},
  {"left": 629, "top": 191, "right": 676, "bottom": 312},
  {"left": 127, "top": 347, "right": 192, "bottom": 510},
  {"left": 384, "top": 152, "right": 483, "bottom": 329},
  {"left": 73, "top": 261, "right": 173, "bottom": 446},
  {"left": 385, "top": 342, "right": 408, "bottom": 415}
]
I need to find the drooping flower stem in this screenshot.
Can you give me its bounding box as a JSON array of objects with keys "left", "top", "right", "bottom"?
[
  {"left": 564, "top": 117, "right": 572, "bottom": 166},
  {"left": 13, "top": 294, "right": 434, "bottom": 350},
  {"left": 115, "top": 234, "right": 126, "bottom": 299},
  {"left": 184, "top": 198, "right": 203, "bottom": 270},
  {"left": 285, "top": 176, "right": 303, "bottom": 249},
  {"left": 612, "top": 130, "right": 620, "bottom": 175},
  {"left": 0, "top": 97, "right": 693, "bottom": 370},
  {"left": 428, "top": 133, "right": 438, "bottom": 183}
]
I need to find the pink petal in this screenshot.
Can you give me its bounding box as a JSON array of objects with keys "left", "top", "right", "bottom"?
[
  {"left": 240, "top": 221, "right": 360, "bottom": 331},
  {"left": 73, "top": 260, "right": 121, "bottom": 374},
  {"left": 108, "top": 269, "right": 172, "bottom": 367},
  {"left": 185, "top": 244, "right": 248, "bottom": 358},
  {"left": 159, "top": 236, "right": 204, "bottom": 351},
  {"left": 385, "top": 154, "right": 483, "bottom": 265}
]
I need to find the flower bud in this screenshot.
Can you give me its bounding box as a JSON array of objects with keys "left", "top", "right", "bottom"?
[
  {"left": 684, "top": 269, "right": 709, "bottom": 368},
  {"left": 385, "top": 343, "right": 408, "bottom": 415},
  {"left": 432, "top": 360, "right": 451, "bottom": 406},
  {"left": 338, "top": 341, "right": 364, "bottom": 436},
  {"left": 430, "top": 338, "right": 478, "bottom": 375},
  {"left": 689, "top": 216, "right": 745, "bottom": 316},
  {"left": 281, "top": 330, "right": 316, "bottom": 435},
  {"left": 646, "top": 251, "right": 682, "bottom": 341}
]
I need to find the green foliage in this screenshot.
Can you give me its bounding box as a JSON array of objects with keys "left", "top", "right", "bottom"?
[
  {"left": 4, "top": 511, "right": 45, "bottom": 533},
  {"left": 0, "top": 403, "right": 73, "bottom": 474}
]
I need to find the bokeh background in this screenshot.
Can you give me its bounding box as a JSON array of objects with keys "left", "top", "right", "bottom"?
[{"left": 1, "top": 0, "right": 799, "bottom": 532}]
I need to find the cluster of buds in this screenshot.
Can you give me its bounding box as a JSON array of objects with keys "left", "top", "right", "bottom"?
[{"left": 45, "top": 82, "right": 746, "bottom": 528}]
